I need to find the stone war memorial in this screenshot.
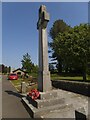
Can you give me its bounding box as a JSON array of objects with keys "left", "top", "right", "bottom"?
[
  {"left": 22, "top": 5, "right": 89, "bottom": 119},
  {"left": 37, "top": 5, "right": 52, "bottom": 92}
]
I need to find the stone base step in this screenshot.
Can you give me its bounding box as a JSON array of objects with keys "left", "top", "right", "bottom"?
[
  {"left": 27, "top": 95, "right": 65, "bottom": 108},
  {"left": 41, "top": 104, "right": 75, "bottom": 118},
  {"left": 22, "top": 97, "right": 73, "bottom": 118},
  {"left": 39, "top": 90, "right": 58, "bottom": 100}
]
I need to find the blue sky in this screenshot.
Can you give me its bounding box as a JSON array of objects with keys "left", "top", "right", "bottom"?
[{"left": 2, "top": 2, "right": 88, "bottom": 69}]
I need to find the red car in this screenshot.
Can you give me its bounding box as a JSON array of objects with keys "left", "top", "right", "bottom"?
[{"left": 8, "top": 73, "right": 18, "bottom": 80}]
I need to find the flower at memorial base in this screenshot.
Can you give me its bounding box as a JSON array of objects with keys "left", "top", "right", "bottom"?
[{"left": 28, "top": 89, "right": 40, "bottom": 100}]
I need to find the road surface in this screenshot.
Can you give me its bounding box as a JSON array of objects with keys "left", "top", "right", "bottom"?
[
  {"left": 0, "top": 75, "right": 2, "bottom": 119},
  {"left": 2, "top": 75, "right": 30, "bottom": 118}
]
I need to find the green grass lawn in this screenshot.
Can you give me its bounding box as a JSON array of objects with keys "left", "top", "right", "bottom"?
[
  {"left": 10, "top": 74, "right": 90, "bottom": 92},
  {"left": 10, "top": 77, "right": 37, "bottom": 92},
  {"left": 10, "top": 78, "right": 23, "bottom": 86},
  {"left": 87, "top": 75, "right": 90, "bottom": 80},
  {"left": 51, "top": 74, "right": 90, "bottom": 81},
  {"left": 0, "top": 76, "right": 2, "bottom": 80},
  {"left": 51, "top": 74, "right": 83, "bottom": 80},
  {"left": 11, "top": 74, "right": 90, "bottom": 87},
  {"left": 10, "top": 78, "right": 31, "bottom": 86},
  {"left": 0, "top": 73, "right": 2, "bottom": 80},
  {"left": 51, "top": 76, "right": 83, "bottom": 81}
]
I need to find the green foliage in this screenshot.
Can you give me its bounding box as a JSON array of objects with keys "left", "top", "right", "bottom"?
[
  {"left": 21, "top": 53, "right": 33, "bottom": 73},
  {"left": 31, "top": 64, "right": 38, "bottom": 73},
  {"left": 21, "top": 53, "right": 38, "bottom": 74},
  {"left": 49, "top": 19, "right": 71, "bottom": 40},
  {"left": 49, "top": 19, "right": 71, "bottom": 73},
  {"left": 87, "top": 63, "right": 90, "bottom": 75},
  {"left": 8, "top": 66, "right": 11, "bottom": 73},
  {"left": 50, "top": 23, "right": 90, "bottom": 80},
  {"left": 0, "top": 64, "right": 11, "bottom": 74},
  {"left": 87, "top": 70, "right": 90, "bottom": 75},
  {"left": 49, "top": 63, "right": 55, "bottom": 73},
  {"left": 55, "top": 24, "right": 89, "bottom": 68}
]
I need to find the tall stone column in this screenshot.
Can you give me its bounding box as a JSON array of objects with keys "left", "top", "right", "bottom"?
[{"left": 37, "top": 5, "right": 52, "bottom": 92}]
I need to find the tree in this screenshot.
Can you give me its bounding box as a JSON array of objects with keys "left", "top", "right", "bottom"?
[
  {"left": 49, "top": 19, "right": 71, "bottom": 73},
  {"left": 2, "top": 64, "right": 7, "bottom": 74},
  {"left": 0, "top": 64, "right": 11, "bottom": 74},
  {"left": 32, "top": 64, "right": 38, "bottom": 73},
  {"left": 7, "top": 66, "right": 11, "bottom": 73},
  {"left": 2, "top": 64, "right": 5, "bottom": 73},
  {"left": 0, "top": 65, "right": 1, "bottom": 73},
  {"left": 21, "top": 53, "right": 33, "bottom": 73},
  {"left": 49, "top": 19, "right": 71, "bottom": 40},
  {"left": 51, "top": 24, "right": 90, "bottom": 80},
  {"left": 49, "top": 63, "right": 55, "bottom": 73},
  {"left": 8, "top": 66, "right": 11, "bottom": 73}
]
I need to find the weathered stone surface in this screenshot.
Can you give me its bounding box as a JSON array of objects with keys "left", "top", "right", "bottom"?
[
  {"left": 52, "top": 80, "right": 90, "bottom": 96},
  {"left": 27, "top": 95, "right": 65, "bottom": 108},
  {"left": 22, "top": 89, "right": 89, "bottom": 118},
  {"left": 21, "top": 82, "right": 26, "bottom": 93},
  {"left": 37, "top": 5, "right": 52, "bottom": 92},
  {"left": 37, "top": 5, "right": 50, "bottom": 29},
  {"left": 22, "top": 97, "right": 71, "bottom": 118},
  {"left": 39, "top": 90, "right": 57, "bottom": 100}
]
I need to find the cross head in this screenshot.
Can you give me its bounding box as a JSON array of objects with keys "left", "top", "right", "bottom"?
[{"left": 37, "top": 5, "right": 50, "bottom": 29}]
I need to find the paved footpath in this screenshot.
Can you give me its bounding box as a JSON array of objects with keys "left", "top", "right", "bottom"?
[{"left": 2, "top": 75, "right": 30, "bottom": 118}]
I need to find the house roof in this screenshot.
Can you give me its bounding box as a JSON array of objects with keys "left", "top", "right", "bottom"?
[{"left": 12, "top": 68, "right": 26, "bottom": 73}]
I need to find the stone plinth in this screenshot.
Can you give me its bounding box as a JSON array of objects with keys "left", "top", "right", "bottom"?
[
  {"left": 22, "top": 89, "right": 66, "bottom": 118},
  {"left": 27, "top": 95, "right": 65, "bottom": 109},
  {"left": 39, "top": 90, "right": 57, "bottom": 100},
  {"left": 26, "top": 90, "right": 64, "bottom": 109},
  {"left": 22, "top": 97, "right": 70, "bottom": 118}
]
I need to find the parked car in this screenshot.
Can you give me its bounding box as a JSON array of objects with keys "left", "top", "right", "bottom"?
[{"left": 8, "top": 73, "right": 18, "bottom": 80}]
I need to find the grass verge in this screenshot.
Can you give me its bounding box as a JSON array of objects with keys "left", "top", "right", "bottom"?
[
  {"left": 51, "top": 74, "right": 90, "bottom": 81},
  {"left": 10, "top": 74, "right": 90, "bottom": 92}
]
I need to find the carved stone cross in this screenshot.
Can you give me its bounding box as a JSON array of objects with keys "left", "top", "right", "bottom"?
[
  {"left": 37, "top": 5, "right": 52, "bottom": 92},
  {"left": 37, "top": 5, "right": 50, "bottom": 29}
]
